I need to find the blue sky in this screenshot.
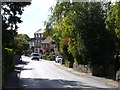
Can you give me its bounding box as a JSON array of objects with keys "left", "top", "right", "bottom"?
[{"left": 18, "top": 0, "right": 56, "bottom": 38}]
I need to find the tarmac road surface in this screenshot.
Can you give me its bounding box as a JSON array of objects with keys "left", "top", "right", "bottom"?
[{"left": 17, "top": 56, "right": 118, "bottom": 90}]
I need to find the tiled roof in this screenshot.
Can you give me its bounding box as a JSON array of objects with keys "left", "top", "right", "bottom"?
[
  {"left": 35, "top": 28, "right": 45, "bottom": 34},
  {"left": 41, "top": 37, "right": 53, "bottom": 44}
]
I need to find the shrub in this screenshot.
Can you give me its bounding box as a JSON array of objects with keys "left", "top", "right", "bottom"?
[{"left": 2, "top": 48, "right": 15, "bottom": 80}]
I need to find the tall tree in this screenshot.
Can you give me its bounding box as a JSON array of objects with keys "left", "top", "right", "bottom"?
[
  {"left": 105, "top": 1, "right": 120, "bottom": 72},
  {"left": 105, "top": 2, "right": 120, "bottom": 38},
  {"left": 45, "top": 2, "right": 116, "bottom": 77},
  {"left": 2, "top": 2, "right": 31, "bottom": 48},
  {"left": 13, "top": 34, "right": 30, "bottom": 54},
  {"left": 70, "top": 2, "right": 115, "bottom": 76},
  {"left": 2, "top": 2, "right": 31, "bottom": 83}
]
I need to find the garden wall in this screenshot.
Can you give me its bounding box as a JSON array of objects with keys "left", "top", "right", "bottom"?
[{"left": 73, "top": 64, "right": 92, "bottom": 73}]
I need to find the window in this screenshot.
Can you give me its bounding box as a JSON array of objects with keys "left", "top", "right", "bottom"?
[
  {"left": 41, "top": 34, "right": 43, "bottom": 38},
  {"left": 46, "top": 44, "right": 48, "bottom": 48},
  {"left": 37, "top": 34, "right": 39, "bottom": 38},
  {"left": 32, "top": 54, "right": 39, "bottom": 56},
  {"left": 34, "top": 34, "right": 36, "bottom": 38}
]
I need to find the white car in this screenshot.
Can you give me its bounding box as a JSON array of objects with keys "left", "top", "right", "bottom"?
[
  {"left": 31, "top": 53, "right": 40, "bottom": 60},
  {"left": 55, "top": 56, "right": 63, "bottom": 63}
]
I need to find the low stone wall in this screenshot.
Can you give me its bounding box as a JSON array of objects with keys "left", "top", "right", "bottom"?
[
  {"left": 73, "top": 64, "right": 91, "bottom": 73},
  {"left": 118, "top": 79, "right": 120, "bottom": 90},
  {"left": 72, "top": 63, "right": 116, "bottom": 80},
  {"left": 116, "top": 69, "right": 120, "bottom": 90}
]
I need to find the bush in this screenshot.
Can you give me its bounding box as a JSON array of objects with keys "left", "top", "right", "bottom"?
[
  {"left": 42, "top": 55, "right": 46, "bottom": 59},
  {"left": 2, "top": 48, "right": 15, "bottom": 80},
  {"left": 42, "top": 53, "right": 56, "bottom": 61}
]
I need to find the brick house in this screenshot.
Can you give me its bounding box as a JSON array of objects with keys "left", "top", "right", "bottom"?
[
  {"left": 41, "top": 37, "right": 55, "bottom": 54},
  {"left": 34, "top": 28, "right": 45, "bottom": 53}
]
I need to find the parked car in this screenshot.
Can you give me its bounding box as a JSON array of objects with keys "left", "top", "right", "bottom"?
[
  {"left": 55, "top": 56, "right": 63, "bottom": 63},
  {"left": 31, "top": 53, "right": 40, "bottom": 60}
]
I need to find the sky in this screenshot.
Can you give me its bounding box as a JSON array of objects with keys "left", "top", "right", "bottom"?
[{"left": 18, "top": 0, "right": 57, "bottom": 38}]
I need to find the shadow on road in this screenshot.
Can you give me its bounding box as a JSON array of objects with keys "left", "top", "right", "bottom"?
[
  {"left": 15, "top": 67, "right": 33, "bottom": 71},
  {"left": 14, "top": 59, "right": 32, "bottom": 72},
  {"left": 16, "top": 60, "right": 30, "bottom": 65},
  {"left": 18, "top": 78, "right": 118, "bottom": 90}
]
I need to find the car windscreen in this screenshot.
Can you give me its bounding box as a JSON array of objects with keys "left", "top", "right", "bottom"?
[
  {"left": 58, "top": 56, "right": 63, "bottom": 58},
  {"left": 32, "top": 54, "right": 39, "bottom": 56}
]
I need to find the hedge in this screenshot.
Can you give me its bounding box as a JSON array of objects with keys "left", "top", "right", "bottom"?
[{"left": 2, "top": 48, "right": 15, "bottom": 83}]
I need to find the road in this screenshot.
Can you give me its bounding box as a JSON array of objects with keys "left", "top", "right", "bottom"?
[{"left": 17, "top": 56, "right": 118, "bottom": 89}]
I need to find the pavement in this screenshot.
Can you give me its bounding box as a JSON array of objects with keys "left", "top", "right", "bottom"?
[
  {"left": 3, "top": 60, "right": 26, "bottom": 89},
  {"left": 3, "top": 71, "right": 19, "bottom": 89}
]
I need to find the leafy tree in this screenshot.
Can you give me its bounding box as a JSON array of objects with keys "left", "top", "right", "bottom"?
[
  {"left": 44, "top": 2, "right": 72, "bottom": 55},
  {"left": 71, "top": 2, "right": 115, "bottom": 76},
  {"left": 45, "top": 2, "right": 116, "bottom": 77},
  {"left": 105, "top": 1, "right": 120, "bottom": 72},
  {"left": 2, "top": 2, "right": 31, "bottom": 48},
  {"left": 13, "top": 34, "right": 30, "bottom": 54},
  {"left": 105, "top": 2, "right": 120, "bottom": 38},
  {"left": 60, "top": 10, "right": 85, "bottom": 64},
  {"left": 105, "top": 1, "right": 120, "bottom": 53},
  {"left": 2, "top": 2, "right": 31, "bottom": 83}
]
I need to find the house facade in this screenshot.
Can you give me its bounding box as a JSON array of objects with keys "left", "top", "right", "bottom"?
[
  {"left": 34, "top": 28, "right": 45, "bottom": 53},
  {"left": 28, "top": 38, "right": 35, "bottom": 52},
  {"left": 41, "top": 37, "right": 55, "bottom": 54},
  {"left": 28, "top": 29, "right": 56, "bottom": 55}
]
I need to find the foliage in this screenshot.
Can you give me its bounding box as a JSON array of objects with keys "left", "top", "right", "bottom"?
[
  {"left": 2, "top": 2, "right": 31, "bottom": 84},
  {"left": 2, "top": 2, "right": 31, "bottom": 48},
  {"left": 63, "top": 37, "right": 69, "bottom": 45},
  {"left": 105, "top": 2, "right": 120, "bottom": 53},
  {"left": 42, "top": 52, "right": 56, "bottom": 61},
  {"left": 2, "top": 2, "right": 31, "bottom": 53},
  {"left": 2, "top": 2, "right": 31, "bottom": 30},
  {"left": 2, "top": 48, "right": 15, "bottom": 79},
  {"left": 44, "top": 21, "right": 54, "bottom": 38},
  {"left": 75, "top": 2, "right": 116, "bottom": 66},
  {"left": 105, "top": 1, "right": 120, "bottom": 38},
  {"left": 13, "top": 34, "right": 30, "bottom": 54},
  {"left": 105, "top": 1, "right": 120, "bottom": 72},
  {"left": 45, "top": 2, "right": 116, "bottom": 76}
]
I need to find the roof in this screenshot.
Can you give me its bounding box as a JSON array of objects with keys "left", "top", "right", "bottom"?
[
  {"left": 41, "top": 37, "right": 53, "bottom": 44},
  {"left": 35, "top": 28, "right": 45, "bottom": 34}
]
